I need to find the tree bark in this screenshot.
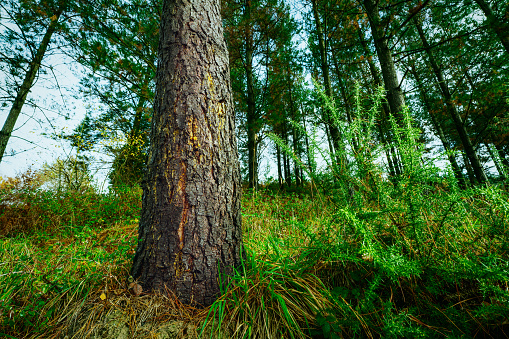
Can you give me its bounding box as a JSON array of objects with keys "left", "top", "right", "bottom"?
[
  {"left": 292, "top": 124, "right": 301, "bottom": 186},
  {"left": 302, "top": 111, "right": 314, "bottom": 175},
  {"left": 414, "top": 17, "right": 488, "bottom": 184},
  {"left": 282, "top": 122, "right": 292, "bottom": 186},
  {"left": 287, "top": 67, "right": 301, "bottom": 186},
  {"left": 357, "top": 29, "right": 401, "bottom": 176},
  {"left": 410, "top": 65, "right": 467, "bottom": 188},
  {"left": 244, "top": 0, "right": 258, "bottom": 189},
  {"left": 276, "top": 143, "right": 283, "bottom": 186},
  {"left": 0, "top": 7, "right": 64, "bottom": 164},
  {"left": 486, "top": 143, "right": 506, "bottom": 180},
  {"left": 363, "top": 0, "right": 406, "bottom": 125},
  {"left": 131, "top": 0, "right": 244, "bottom": 307},
  {"left": 473, "top": 0, "right": 509, "bottom": 54},
  {"left": 310, "top": 0, "right": 345, "bottom": 165}
]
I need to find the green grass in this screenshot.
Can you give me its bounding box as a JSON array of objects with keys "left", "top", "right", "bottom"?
[{"left": 1, "top": 168, "right": 508, "bottom": 338}]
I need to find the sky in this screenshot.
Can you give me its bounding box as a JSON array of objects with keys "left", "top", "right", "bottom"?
[{"left": 0, "top": 52, "right": 114, "bottom": 186}]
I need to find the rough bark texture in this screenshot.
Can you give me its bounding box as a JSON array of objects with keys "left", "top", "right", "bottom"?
[
  {"left": 363, "top": 0, "right": 406, "bottom": 125},
  {"left": 131, "top": 0, "right": 244, "bottom": 307},
  {"left": 0, "top": 7, "right": 64, "bottom": 164},
  {"left": 414, "top": 18, "right": 488, "bottom": 184}
]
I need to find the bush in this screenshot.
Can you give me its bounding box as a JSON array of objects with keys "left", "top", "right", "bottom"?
[{"left": 0, "top": 169, "right": 142, "bottom": 237}]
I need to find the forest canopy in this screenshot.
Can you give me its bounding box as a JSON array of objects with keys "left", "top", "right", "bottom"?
[{"left": 0, "top": 0, "right": 507, "bottom": 187}]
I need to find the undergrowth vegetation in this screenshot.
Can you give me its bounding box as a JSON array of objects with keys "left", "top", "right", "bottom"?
[
  {"left": 1, "top": 89, "right": 509, "bottom": 338},
  {"left": 1, "top": 170, "right": 508, "bottom": 338}
]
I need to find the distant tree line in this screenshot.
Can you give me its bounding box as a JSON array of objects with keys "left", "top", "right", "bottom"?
[{"left": 0, "top": 0, "right": 507, "bottom": 188}]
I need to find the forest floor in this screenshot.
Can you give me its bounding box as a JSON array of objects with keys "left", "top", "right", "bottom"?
[{"left": 1, "top": 171, "right": 509, "bottom": 338}]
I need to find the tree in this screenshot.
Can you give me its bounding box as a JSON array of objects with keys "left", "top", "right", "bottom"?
[
  {"left": 309, "top": 0, "right": 347, "bottom": 167},
  {"left": 362, "top": 0, "right": 407, "bottom": 126},
  {"left": 130, "top": 0, "right": 244, "bottom": 307},
  {"left": 223, "top": 0, "right": 293, "bottom": 189},
  {"left": 473, "top": 0, "right": 509, "bottom": 54},
  {"left": 412, "top": 12, "right": 488, "bottom": 183},
  {"left": 65, "top": 0, "right": 160, "bottom": 187},
  {"left": 0, "top": 0, "right": 68, "bottom": 164}
]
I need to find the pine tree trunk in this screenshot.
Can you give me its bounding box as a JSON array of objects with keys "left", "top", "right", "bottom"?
[
  {"left": 473, "top": 0, "right": 509, "bottom": 54},
  {"left": 363, "top": 0, "right": 406, "bottom": 125},
  {"left": 310, "top": 0, "right": 345, "bottom": 165},
  {"left": 244, "top": 0, "right": 258, "bottom": 189},
  {"left": 410, "top": 65, "right": 467, "bottom": 188},
  {"left": 0, "top": 7, "right": 64, "bottom": 164},
  {"left": 282, "top": 123, "right": 292, "bottom": 186},
  {"left": 302, "top": 112, "right": 314, "bottom": 175},
  {"left": 292, "top": 124, "right": 301, "bottom": 186},
  {"left": 414, "top": 18, "right": 488, "bottom": 184},
  {"left": 357, "top": 27, "right": 401, "bottom": 176},
  {"left": 287, "top": 70, "right": 301, "bottom": 186},
  {"left": 131, "top": 0, "right": 244, "bottom": 307},
  {"left": 276, "top": 143, "right": 283, "bottom": 187}
]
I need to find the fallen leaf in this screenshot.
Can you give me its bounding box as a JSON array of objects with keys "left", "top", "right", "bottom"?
[{"left": 128, "top": 282, "right": 143, "bottom": 296}]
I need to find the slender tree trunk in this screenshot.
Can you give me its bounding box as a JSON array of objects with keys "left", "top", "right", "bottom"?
[
  {"left": 357, "top": 27, "right": 401, "bottom": 176},
  {"left": 131, "top": 0, "right": 244, "bottom": 307},
  {"left": 473, "top": 0, "right": 509, "bottom": 54},
  {"left": 302, "top": 111, "right": 314, "bottom": 175},
  {"left": 323, "top": 112, "right": 334, "bottom": 156},
  {"left": 292, "top": 124, "right": 301, "bottom": 186},
  {"left": 276, "top": 143, "right": 283, "bottom": 187},
  {"left": 462, "top": 151, "right": 477, "bottom": 185},
  {"left": 282, "top": 123, "right": 292, "bottom": 186},
  {"left": 410, "top": 65, "right": 467, "bottom": 188},
  {"left": 244, "top": 0, "right": 258, "bottom": 189},
  {"left": 414, "top": 18, "right": 488, "bottom": 184},
  {"left": 310, "top": 0, "right": 345, "bottom": 163},
  {"left": 287, "top": 68, "right": 301, "bottom": 186},
  {"left": 486, "top": 143, "right": 506, "bottom": 180},
  {"left": 363, "top": 0, "right": 406, "bottom": 125},
  {"left": 495, "top": 143, "right": 509, "bottom": 169},
  {"left": 0, "top": 7, "right": 64, "bottom": 164}
]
